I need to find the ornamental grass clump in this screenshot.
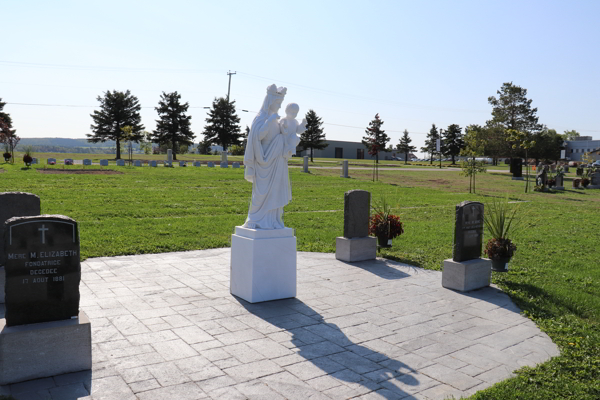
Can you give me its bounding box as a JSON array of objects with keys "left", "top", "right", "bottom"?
[
  {"left": 369, "top": 196, "right": 404, "bottom": 239},
  {"left": 483, "top": 196, "right": 523, "bottom": 260}
]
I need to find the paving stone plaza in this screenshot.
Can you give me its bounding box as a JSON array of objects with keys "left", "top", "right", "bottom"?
[{"left": 0, "top": 249, "right": 559, "bottom": 400}]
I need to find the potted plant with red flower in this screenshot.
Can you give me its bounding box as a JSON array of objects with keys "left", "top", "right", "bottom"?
[
  {"left": 369, "top": 196, "right": 404, "bottom": 248},
  {"left": 483, "top": 196, "right": 523, "bottom": 272},
  {"left": 22, "top": 146, "right": 33, "bottom": 167}
]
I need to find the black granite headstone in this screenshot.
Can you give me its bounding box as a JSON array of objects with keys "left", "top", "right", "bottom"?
[
  {"left": 3, "top": 215, "right": 80, "bottom": 327},
  {"left": 511, "top": 158, "right": 523, "bottom": 178},
  {"left": 453, "top": 201, "right": 484, "bottom": 262},
  {"left": 0, "top": 192, "right": 41, "bottom": 267},
  {"left": 343, "top": 190, "right": 370, "bottom": 238}
]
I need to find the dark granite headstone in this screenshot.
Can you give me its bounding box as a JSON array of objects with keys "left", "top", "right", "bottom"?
[
  {"left": 511, "top": 158, "right": 523, "bottom": 178},
  {"left": 0, "top": 192, "right": 41, "bottom": 267},
  {"left": 3, "top": 215, "right": 80, "bottom": 326},
  {"left": 453, "top": 201, "right": 484, "bottom": 262},
  {"left": 343, "top": 190, "right": 370, "bottom": 238}
]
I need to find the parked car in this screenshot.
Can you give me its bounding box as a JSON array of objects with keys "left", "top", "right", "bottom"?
[{"left": 593, "top": 160, "right": 600, "bottom": 167}]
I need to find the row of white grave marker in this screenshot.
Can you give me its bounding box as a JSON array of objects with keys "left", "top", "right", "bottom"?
[{"left": 44, "top": 158, "right": 240, "bottom": 168}]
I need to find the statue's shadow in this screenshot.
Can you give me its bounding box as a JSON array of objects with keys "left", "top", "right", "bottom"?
[{"left": 234, "top": 296, "right": 420, "bottom": 399}]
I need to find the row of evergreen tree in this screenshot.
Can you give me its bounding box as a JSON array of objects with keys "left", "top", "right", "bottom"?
[{"left": 86, "top": 90, "right": 330, "bottom": 160}]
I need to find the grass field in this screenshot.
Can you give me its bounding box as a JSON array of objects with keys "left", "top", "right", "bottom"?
[{"left": 0, "top": 158, "right": 598, "bottom": 399}]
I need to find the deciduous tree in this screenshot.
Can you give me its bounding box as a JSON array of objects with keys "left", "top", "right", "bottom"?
[
  {"left": 88, "top": 90, "right": 144, "bottom": 159},
  {"left": 151, "top": 91, "right": 195, "bottom": 161},
  {"left": 299, "top": 109, "right": 328, "bottom": 162}
]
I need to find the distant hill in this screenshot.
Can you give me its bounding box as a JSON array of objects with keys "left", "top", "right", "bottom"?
[{"left": 15, "top": 137, "right": 141, "bottom": 154}]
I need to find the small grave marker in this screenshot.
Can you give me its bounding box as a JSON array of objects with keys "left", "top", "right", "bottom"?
[
  {"left": 341, "top": 160, "right": 349, "bottom": 178},
  {"left": 134, "top": 160, "right": 142, "bottom": 167},
  {"left": 149, "top": 160, "right": 157, "bottom": 167},
  {"left": 179, "top": 161, "right": 187, "bottom": 167},
  {"left": 335, "top": 190, "right": 376, "bottom": 262},
  {"left": 193, "top": 161, "right": 201, "bottom": 167},
  {"left": 232, "top": 162, "right": 240, "bottom": 168},
  {"left": 207, "top": 162, "right": 215, "bottom": 168},
  {"left": 303, "top": 156, "right": 309, "bottom": 173},
  {"left": 47, "top": 158, "right": 56, "bottom": 165},
  {"left": 116, "top": 159, "right": 125, "bottom": 166},
  {"left": 82, "top": 159, "right": 92, "bottom": 166},
  {"left": 99, "top": 159, "right": 108, "bottom": 166}
]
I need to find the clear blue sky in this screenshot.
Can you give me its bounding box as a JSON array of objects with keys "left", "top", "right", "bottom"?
[{"left": 2, "top": 0, "right": 599, "bottom": 155}]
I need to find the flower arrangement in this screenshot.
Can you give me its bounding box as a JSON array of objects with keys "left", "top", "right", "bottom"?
[
  {"left": 2, "top": 152, "right": 10, "bottom": 161},
  {"left": 369, "top": 196, "right": 404, "bottom": 247},
  {"left": 23, "top": 146, "right": 33, "bottom": 166},
  {"left": 483, "top": 196, "right": 523, "bottom": 268},
  {"left": 581, "top": 177, "right": 590, "bottom": 187}
]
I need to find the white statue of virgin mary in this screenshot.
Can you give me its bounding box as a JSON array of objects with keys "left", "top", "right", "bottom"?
[{"left": 243, "top": 84, "right": 298, "bottom": 229}]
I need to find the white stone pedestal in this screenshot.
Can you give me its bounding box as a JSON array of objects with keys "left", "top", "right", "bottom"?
[
  {"left": 230, "top": 226, "right": 296, "bottom": 303},
  {"left": 0, "top": 311, "right": 92, "bottom": 385},
  {"left": 335, "top": 237, "right": 377, "bottom": 262},
  {"left": 442, "top": 258, "right": 492, "bottom": 292}
]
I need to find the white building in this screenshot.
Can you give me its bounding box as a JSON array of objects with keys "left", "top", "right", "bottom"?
[{"left": 565, "top": 137, "right": 600, "bottom": 161}]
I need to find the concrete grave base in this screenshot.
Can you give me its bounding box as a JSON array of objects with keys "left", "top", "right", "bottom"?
[
  {"left": 554, "top": 186, "right": 564, "bottom": 190},
  {"left": 0, "top": 311, "right": 92, "bottom": 385},
  {"left": 587, "top": 185, "right": 600, "bottom": 189},
  {"left": 442, "top": 258, "right": 492, "bottom": 292},
  {"left": 0, "top": 267, "right": 4, "bottom": 303},
  {"left": 335, "top": 236, "right": 377, "bottom": 262},
  {"left": 511, "top": 177, "right": 524, "bottom": 180},
  {"left": 230, "top": 226, "right": 296, "bottom": 303}
]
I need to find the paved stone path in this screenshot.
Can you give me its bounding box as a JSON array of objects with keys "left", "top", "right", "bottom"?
[{"left": 1, "top": 249, "right": 559, "bottom": 400}]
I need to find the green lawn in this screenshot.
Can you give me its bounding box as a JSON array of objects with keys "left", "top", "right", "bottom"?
[{"left": 0, "top": 159, "right": 598, "bottom": 399}]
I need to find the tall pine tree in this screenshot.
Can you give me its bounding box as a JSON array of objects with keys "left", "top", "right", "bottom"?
[
  {"left": 421, "top": 124, "right": 439, "bottom": 164},
  {"left": 151, "top": 91, "right": 195, "bottom": 161},
  {"left": 202, "top": 97, "right": 242, "bottom": 152},
  {"left": 88, "top": 90, "right": 144, "bottom": 159},
  {"left": 397, "top": 129, "right": 417, "bottom": 164},
  {"left": 0, "top": 99, "right": 19, "bottom": 162},
  {"left": 362, "top": 114, "right": 389, "bottom": 164},
  {"left": 442, "top": 124, "right": 464, "bottom": 164},
  {"left": 299, "top": 109, "right": 328, "bottom": 162}
]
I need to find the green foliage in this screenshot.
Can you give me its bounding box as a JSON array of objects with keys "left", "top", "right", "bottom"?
[
  {"left": 151, "top": 91, "right": 195, "bottom": 161},
  {"left": 441, "top": 124, "right": 463, "bottom": 163},
  {"left": 507, "top": 129, "right": 536, "bottom": 193},
  {"left": 396, "top": 129, "right": 416, "bottom": 164},
  {"left": 483, "top": 195, "right": 523, "bottom": 241},
  {"left": 420, "top": 124, "right": 439, "bottom": 164},
  {"left": 202, "top": 97, "right": 242, "bottom": 152},
  {"left": 562, "top": 129, "right": 580, "bottom": 141},
  {"left": 362, "top": 113, "right": 389, "bottom": 163},
  {"left": 487, "top": 82, "right": 544, "bottom": 135},
  {"left": 88, "top": 90, "right": 144, "bottom": 159},
  {"left": 529, "top": 128, "right": 563, "bottom": 163},
  {"left": 299, "top": 109, "right": 328, "bottom": 162},
  {"left": 229, "top": 144, "right": 244, "bottom": 156}
]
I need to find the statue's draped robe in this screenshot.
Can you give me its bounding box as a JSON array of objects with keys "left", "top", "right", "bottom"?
[{"left": 243, "top": 112, "right": 292, "bottom": 229}]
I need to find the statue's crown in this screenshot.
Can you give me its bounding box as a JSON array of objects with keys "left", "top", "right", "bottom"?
[{"left": 267, "top": 84, "right": 287, "bottom": 97}]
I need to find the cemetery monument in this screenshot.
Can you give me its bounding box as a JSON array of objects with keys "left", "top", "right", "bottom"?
[
  {"left": 442, "top": 201, "right": 492, "bottom": 291},
  {"left": 0, "top": 192, "right": 41, "bottom": 303},
  {"left": 335, "top": 190, "right": 377, "bottom": 262},
  {"left": 230, "top": 84, "right": 303, "bottom": 303},
  {"left": 0, "top": 215, "right": 91, "bottom": 385}
]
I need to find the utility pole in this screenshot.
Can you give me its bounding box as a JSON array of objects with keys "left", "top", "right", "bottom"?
[{"left": 227, "top": 71, "right": 237, "bottom": 102}]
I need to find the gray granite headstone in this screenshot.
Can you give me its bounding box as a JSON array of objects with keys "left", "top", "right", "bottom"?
[
  {"left": 303, "top": 156, "right": 309, "bottom": 173},
  {"left": 64, "top": 159, "right": 73, "bottom": 165},
  {"left": 220, "top": 161, "right": 228, "bottom": 168},
  {"left": 179, "top": 161, "right": 187, "bottom": 167},
  {"left": 453, "top": 201, "right": 484, "bottom": 262},
  {"left": 32, "top": 158, "right": 38, "bottom": 164},
  {"left": 149, "top": 160, "right": 157, "bottom": 167},
  {"left": 47, "top": 158, "right": 56, "bottom": 164},
  {"left": 511, "top": 158, "right": 522, "bottom": 178},
  {"left": 116, "top": 159, "right": 125, "bottom": 167},
  {"left": 134, "top": 160, "right": 142, "bottom": 167},
  {"left": 536, "top": 164, "right": 547, "bottom": 186},
  {"left": 99, "top": 159, "right": 108, "bottom": 167},
  {"left": 0, "top": 192, "right": 41, "bottom": 268},
  {"left": 555, "top": 174, "right": 564, "bottom": 188},
  {"left": 591, "top": 172, "right": 600, "bottom": 186},
  {"left": 82, "top": 159, "right": 92, "bottom": 166},
  {"left": 341, "top": 160, "right": 349, "bottom": 178},
  {"left": 193, "top": 161, "right": 201, "bottom": 167},
  {"left": 343, "top": 190, "right": 370, "bottom": 238},
  {"left": 3, "top": 215, "right": 80, "bottom": 327},
  {"left": 167, "top": 149, "right": 173, "bottom": 164},
  {"left": 207, "top": 162, "right": 215, "bottom": 168},
  {"left": 232, "top": 162, "right": 240, "bottom": 168}
]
